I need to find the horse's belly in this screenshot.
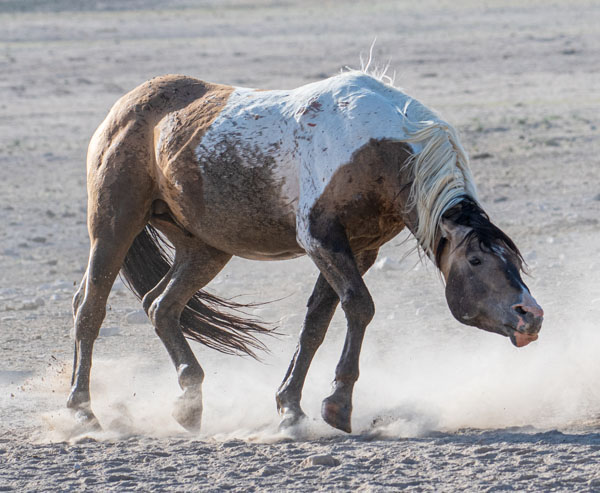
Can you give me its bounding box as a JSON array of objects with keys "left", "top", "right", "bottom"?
[{"left": 195, "top": 200, "right": 303, "bottom": 261}]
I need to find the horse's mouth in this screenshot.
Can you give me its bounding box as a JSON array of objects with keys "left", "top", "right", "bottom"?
[{"left": 505, "top": 326, "right": 539, "bottom": 348}]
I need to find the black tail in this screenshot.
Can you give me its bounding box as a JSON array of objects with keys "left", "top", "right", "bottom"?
[{"left": 120, "top": 225, "right": 272, "bottom": 359}]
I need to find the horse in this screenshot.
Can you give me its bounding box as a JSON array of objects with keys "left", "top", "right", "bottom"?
[{"left": 68, "top": 70, "right": 544, "bottom": 434}]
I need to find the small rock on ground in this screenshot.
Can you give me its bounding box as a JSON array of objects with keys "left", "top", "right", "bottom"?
[{"left": 301, "top": 454, "right": 340, "bottom": 467}]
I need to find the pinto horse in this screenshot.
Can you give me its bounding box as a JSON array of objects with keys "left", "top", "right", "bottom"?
[{"left": 69, "top": 71, "right": 543, "bottom": 433}]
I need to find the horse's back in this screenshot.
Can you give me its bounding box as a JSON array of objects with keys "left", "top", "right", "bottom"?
[{"left": 86, "top": 72, "right": 428, "bottom": 260}]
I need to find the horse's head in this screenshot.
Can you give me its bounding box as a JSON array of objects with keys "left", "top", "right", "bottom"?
[{"left": 435, "top": 199, "right": 543, "bottom": 347}]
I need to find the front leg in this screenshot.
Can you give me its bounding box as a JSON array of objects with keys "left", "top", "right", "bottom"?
[
  {"left": 304, "top": 219, "right": 376, "bottom": 433},
  {"left": 276, "top": 273, "right": 338, "bottom": 428},
  {"left": 276, "top": 249, "right": 378, "bottom": 430}
]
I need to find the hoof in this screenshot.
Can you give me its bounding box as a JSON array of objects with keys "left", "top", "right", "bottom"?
[
  {"left": 67, "top": 391, "right": 101, "bottom": 430},
  {"left": 278, "top": 408, "right": 308, "bottom": 431},
  {"left": 321, "top": 397, "right": 352, "bottom": 433},
  {"left": 173, "top": 388, "right": 203, "bottom": 432},
  {"left": 71, "top": 407, "right": 101, "bottom": 432}
]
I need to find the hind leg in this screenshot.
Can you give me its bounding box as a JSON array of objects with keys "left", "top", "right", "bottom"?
[
  {"left": 68, "top": 231, "right": 146, "bottom": 426},
  {"left": 69, "top": 132, "right": 154, "bottom": 426},
  {"left": 71, "top": 274, "right": 87, "bottom": 388},
  {"left": 145, "top": 233, "right": 231, "bottom": 431}
]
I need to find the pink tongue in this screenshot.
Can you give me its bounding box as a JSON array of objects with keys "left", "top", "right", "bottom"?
[{"left": 514, "top": 332, "right": 538, "bottom": 348}]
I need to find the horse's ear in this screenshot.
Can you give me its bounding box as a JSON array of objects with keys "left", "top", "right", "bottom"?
[{"left": 440, "top": 218, "right": 470, "bottom": 244}]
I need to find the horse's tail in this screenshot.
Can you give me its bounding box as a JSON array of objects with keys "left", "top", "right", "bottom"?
[{"left": 120, "top": 225, "right": 271, "bottom": 359}]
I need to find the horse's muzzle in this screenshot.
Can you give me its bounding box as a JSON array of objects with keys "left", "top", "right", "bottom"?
[
  {"left": 513, "top": 293, "right": 544, "bottom": 330},
  {"left": 509, "top": 293, "right": 544, "bottom": 347}
]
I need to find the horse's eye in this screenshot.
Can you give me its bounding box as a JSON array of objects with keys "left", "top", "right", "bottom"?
[{"left": 469, "top": 257, "right": 482, "bottom": 266}]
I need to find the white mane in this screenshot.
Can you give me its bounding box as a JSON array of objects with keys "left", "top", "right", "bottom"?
[{"left": 401, "top": 119, "right": 478, "bottom": 256}]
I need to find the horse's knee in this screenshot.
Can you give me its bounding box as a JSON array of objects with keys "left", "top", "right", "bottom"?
[
  {"left": 301, "top": 283, "right": 338, "bottom": 350},
  {"left": 299, "top": 308, "right": 332, "bottom": 349},
  {"left": 302, "top": 301, "right": 335, "bottom": 346},
  {"left": 341, "top": 289, "right": 375, "bottom": 328},
  {"left": 306, "top": 281, "right": 337, "bottom": 311}
]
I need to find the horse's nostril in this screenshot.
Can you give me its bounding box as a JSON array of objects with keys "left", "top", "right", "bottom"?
[{"left": 515, "top": 305, "right": 527, "bottom": 316}]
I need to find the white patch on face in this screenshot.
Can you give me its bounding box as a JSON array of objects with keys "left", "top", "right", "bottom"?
[
  {"left": 490, "top": 244, "right": 529, "bottom": 292},
  {"left": 491, "top": 244, "right": 507, "bottom": 264},
  {"left": 196, "top": 72, "right": 449, "bottom": 250}
]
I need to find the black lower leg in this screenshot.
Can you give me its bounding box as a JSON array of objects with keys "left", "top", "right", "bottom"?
[{"left": 277, "top": 274, "right": 338, "bottom": 425}]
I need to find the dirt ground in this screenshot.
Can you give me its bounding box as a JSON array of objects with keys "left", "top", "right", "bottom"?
[{"left": 1, "top": 0, "right": 599, "bottom": 491}]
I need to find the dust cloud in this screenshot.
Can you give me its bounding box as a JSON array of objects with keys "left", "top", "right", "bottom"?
[{"left": 32, "top": 239, "right": 600, "bottom": 444}]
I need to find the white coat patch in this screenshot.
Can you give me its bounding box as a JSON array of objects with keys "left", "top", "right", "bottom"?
[{"left": 196, "top": 72, "right": 469, "bottom": 252}]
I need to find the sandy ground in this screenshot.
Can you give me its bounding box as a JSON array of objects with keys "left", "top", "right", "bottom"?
[{"left": 1, "top": 0, "right": 600, "bottom": 490}]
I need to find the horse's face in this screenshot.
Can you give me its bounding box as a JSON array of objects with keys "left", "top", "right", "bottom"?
[{"left": 438, "top": 219, "right": 543, "bottom": 347}]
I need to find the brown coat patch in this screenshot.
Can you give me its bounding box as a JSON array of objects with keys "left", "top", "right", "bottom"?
[
  {"left": 150, "top": 80, "right": 299, "bottom": 259},
  {"left": 309, "top": 139, "right": 415, "bottom": 253},
  {"left": 152, "top": 81, "right": 234, "bottom": 223},
  {"left": 191, "top": 139, "right": 300, "bottom": 260}
]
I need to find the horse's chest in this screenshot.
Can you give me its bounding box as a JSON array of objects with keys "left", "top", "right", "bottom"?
[
  {"left": 324, "top": 195, "right": 405, "bottom": 251},
  {"left": 306, "top": 143, "right": 409, "bottom": 253}
]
